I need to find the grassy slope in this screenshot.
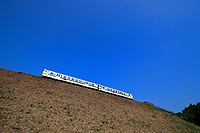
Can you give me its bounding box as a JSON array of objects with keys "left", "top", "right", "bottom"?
[{"left": 0, "top": 68, "right": 200, "bottom": 133}]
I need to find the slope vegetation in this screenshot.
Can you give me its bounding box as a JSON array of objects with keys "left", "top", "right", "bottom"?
[{"left": 0, "top": 68, "right": 200, "bottom": 132}]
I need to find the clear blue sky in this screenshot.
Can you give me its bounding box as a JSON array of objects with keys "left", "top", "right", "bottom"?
[{"left": 0, "top": 0, "right": 200, "bottom": 113}]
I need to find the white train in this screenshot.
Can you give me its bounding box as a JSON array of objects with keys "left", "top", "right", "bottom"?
[{"left": 41, "top": 69, "right": 133, "bottom": 100}]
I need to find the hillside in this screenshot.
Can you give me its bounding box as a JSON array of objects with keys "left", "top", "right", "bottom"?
[{"left": 0, "top": 68, "right": 200, "bottom": 133}]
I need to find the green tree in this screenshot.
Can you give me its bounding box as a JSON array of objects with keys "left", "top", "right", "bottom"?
[{"left": 176, "top": 102, "right": 200, "bottom": 126}]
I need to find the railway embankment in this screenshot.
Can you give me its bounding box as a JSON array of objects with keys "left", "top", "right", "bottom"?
[{"left": 0, "top": 67, "right": 200, "bottom": 132}]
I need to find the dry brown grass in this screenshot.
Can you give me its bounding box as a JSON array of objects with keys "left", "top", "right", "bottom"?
[{"left": 0, "top": 67, "right": 200, "bottom": 133}]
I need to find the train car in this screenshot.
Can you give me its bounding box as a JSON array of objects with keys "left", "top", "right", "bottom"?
[
  {"left": 41, "top": 69, "right": 133, "bottom": 99},
  {"left": 99, "top": 85, "right": 133, "bottom": 99},
  {"left": 42, "top": 69, "right": 98, "bottom": 90}
]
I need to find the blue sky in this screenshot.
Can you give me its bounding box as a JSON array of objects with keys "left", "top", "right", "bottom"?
[{"left": 0, "top": 0, "right": 200, "bottom": 113}]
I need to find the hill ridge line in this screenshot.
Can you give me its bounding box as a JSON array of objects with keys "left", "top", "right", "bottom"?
[{"left": 0, "top": 68, "right": 200, "bottom": 132}]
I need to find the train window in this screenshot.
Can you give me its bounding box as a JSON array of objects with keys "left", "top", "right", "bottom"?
[
  {"left": 50, "top": 72, "right": 54, "bottom": 76},
  {"left": 63, "top": 76, "right": 66, "bottom": 79}
]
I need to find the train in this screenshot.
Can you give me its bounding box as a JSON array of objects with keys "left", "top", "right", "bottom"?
[{"left": 41, "top": 69, "right": 133, "bottom": 100}]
